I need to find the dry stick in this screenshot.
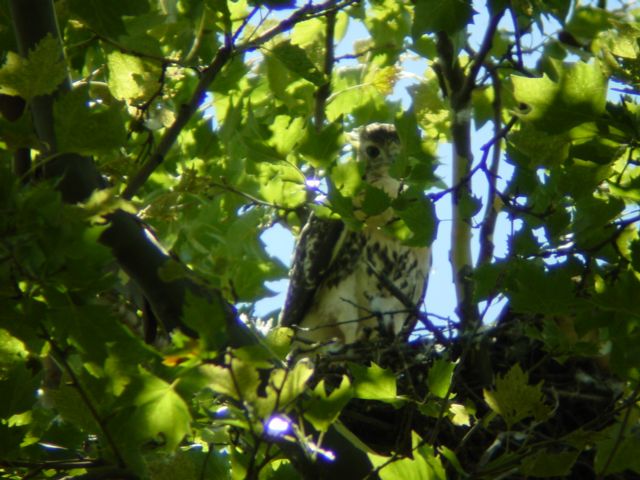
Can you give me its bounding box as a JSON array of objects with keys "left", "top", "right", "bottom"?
[{"left": 122, "top": 0, "right": 359, "bottom": 201}]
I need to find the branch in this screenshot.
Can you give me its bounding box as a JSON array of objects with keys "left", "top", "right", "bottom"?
[
  {"left": 122, "top": 0, "right": 359, "bottom": 200},
  {"left": 121, "top": 45, "right": 231, "bottom": 200},
  {"left": 7, "top": 0, "right": 251, "bottom": 343},
  {"left": 45, "top": 331, "right": 126, "bottom": 468},
  {"left": 435, "top": 33, "right": 478, "bottom": 330},
  {"left": 478, "top": 69, "right": 507, "bottom": 266},
  {"left": 237, "top": 0, "right": 359, "bottom": 54},
  {"left": 365, "top": 260, "right": 448, "bottom": 345},
  {"left": 459, "top": 9, "right": 505, "bottom": 104},
  {"left": 314, "top": 2, "right": 336, "bottom": 131}
]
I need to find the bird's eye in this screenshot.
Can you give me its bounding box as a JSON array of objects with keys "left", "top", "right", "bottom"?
[{"left": 365, "top": 145, "right": 380, "bottom": 158}]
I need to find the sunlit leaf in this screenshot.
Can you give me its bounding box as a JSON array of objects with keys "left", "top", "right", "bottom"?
[
  {"left": 0, "top": 35, "right": 67, "bottom": 99},
  {"left": 512, "top": 61, "right": 607, "bottom": 132},
  {"left": 304, "top": 375, "right": 353, "bottom": 432},
  {"left": 350, "top": 362, "right": 397, "bottom": 401},
  {"left": 427, "top": 359, "right": 456, "bottom": 398}
]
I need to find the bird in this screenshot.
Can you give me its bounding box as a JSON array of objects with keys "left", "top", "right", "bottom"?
[{"left": 280, "top": 123, "right": 431, "bottom": 350}]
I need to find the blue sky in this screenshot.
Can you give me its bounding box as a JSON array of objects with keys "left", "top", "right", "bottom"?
[
  {"left": 251, "top": 0, "right": 628, "bottom": 332},
  {"left": 252, "top": 2, "right": 509, "bottom": 329}
]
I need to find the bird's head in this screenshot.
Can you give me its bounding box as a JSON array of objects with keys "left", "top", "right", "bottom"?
[{"left": 354, "top": 123, "right": 401, "bottom": 181}]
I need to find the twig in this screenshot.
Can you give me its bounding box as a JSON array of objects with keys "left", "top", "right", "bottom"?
[
  {"left": 122, "top": 0, "right": 360, "bottom": 200},
  {"left": 44, "top": 331, "right": 126, "bottom": 468},
  {"left": 314, "top": 1, "right": 336, "bottom": 131},
  {"left": 237, "top": 0, "right": 360, "bottom": 54},
  {"left": 365, "top": 259, "right": 448, "bottom": 344},
  {"left": 210, "top": 180, "right": 299, "bottom": 212},
  {"left": 122, "top": 45, "right": 232, "bottom": 199},
  {"left": 478, "top": 68, "right": 507, "bottom": 265},
  {"left": 459, "top": 9, "right": 505, "bottom": 104}
]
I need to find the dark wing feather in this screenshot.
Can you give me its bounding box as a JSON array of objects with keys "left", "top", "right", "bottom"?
[{"left": 280, "top": 213, "right": 344, "bottom": 327}]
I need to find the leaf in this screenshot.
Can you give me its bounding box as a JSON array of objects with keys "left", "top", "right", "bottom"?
[
  {"left": 512, "top": 61, "right": 607, "bottom": 132},
  {"left": 390, "top": 191, "right": 437, "bottom": 247},
  {"left": 299, "top": 121, "right": 344, "bottom": 169},
  {"left": 449, "top": 403, "right": 471, "bottom": 426},
  {"left": 521, "top": 449, "right": 580, "bottom": 477},
  {"left": 202, "top": 358, "right": 260, "bottom": 402},
  {"left": 483, "top": 364, "right": 551, "bottom": 428},
  {"left": 0, "top": 35, "right": 67, "bottom": 99},
  {"left": 361, "top": 185, "right": 392, "bottom": 217},
  {"left": 369, "top": 432, "right": 446, "bottom": 480},
  {"left": 67, "top": 0, "right": 150, "bottom": 36},
  {"left": 508, "top": 123, "right": 571, "bottom": 167},
  {"left": 304, "top": 376, "right": 353, "bottom": 432},
  {"left": 427, "top": 359, "right": 456, "bottom": 398},
  {"left": 182, "top": 291, "right": 228, "bottom": 352},
  {"left": 509, "top": 262, "right": 577, "bottom": 315},
  {"left": 107, "top": 51, "right": 160, "bottom": 102},
  {"left": 412, "top": 0, "right": 473, "bottom": 37},
  {"left": 270, "top": 41, "right": 326, "bottom": 86},
  {"left": 111, "top": 370, "right": 191, "bottom": 451},
  {"left": 53, "top": 86, "right": 127, "bottom": 155},
  {"left": 594, "top": 425, "right": 640, "bottom": 475},
  {"left": 350, "top": 362, "right": 397, "bottom": 402}
]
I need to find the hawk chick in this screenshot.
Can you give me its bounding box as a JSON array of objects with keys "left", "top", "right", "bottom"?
[{"left": 280, "top": 123, "right": 431, "bottom": 348}]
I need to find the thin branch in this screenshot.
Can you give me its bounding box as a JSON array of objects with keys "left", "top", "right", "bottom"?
[
  {"left": 459, "top": 9, "right": 505, "bottom": 104},
  {"left": 508, "top": 6, "right": 524, "bottom": 70},
  {"left": 210, "top": 180, "right": 299, "bottom": 212},
  {"left": 314, "top": 2, "right": 336, "bottom": 131},
  {"left": 122, "top": 0, "right": 359, "bottom": 200},
  {"left": 478, "top": 68, "right": 506, "bottom": 265},
  {"left": 237, "top": 0, "right": 359, "bottom": 54},
  {"left": 122, "top": 44, "right": 232, "bottom": 199},
  {"left": 44, "top": 331, "right": 126, "bottom": 468},
  {"left": 94, "top": 33, "right": 185, "bottom": 67},
  {"left": 365, "top": 260, "right": 448, "bottom": 345}
]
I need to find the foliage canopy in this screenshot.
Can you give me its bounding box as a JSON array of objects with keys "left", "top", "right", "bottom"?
[{"left": 1, "top": 0, "right": 640, "bottom": 478}]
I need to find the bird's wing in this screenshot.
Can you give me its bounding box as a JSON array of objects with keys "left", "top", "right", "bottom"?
[{"left": 280, "top": 212, "right": 345, "bottom": 327}]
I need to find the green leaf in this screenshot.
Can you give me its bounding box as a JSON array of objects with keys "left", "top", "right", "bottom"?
[
  {"left": 0, "top": 35, "right": 67, "bottom": 99},
  {"left": 427, "top": 359, "right": 456, "bottom": 398},
  {"left": 361, "top": 185, "right": 392, "bottom": 216},
  {"left": 202, "top": 358, "right": 260, "bottom": 402},
  {"left": 512, "top": 61, "right": 607, "bottom": 132},
  {"left": 54, "top": 86, "right": 126, "bottom": 155},
  {"left": 594, "top": 424, "right": 640, "bottom": 475},
  {"left": 280, "top": 360, "right": 314, "bottom": 403},
  {"left": 107, "top": 51, "right": 160, "bottom": 102},
  {"left": 146, "top": 448, "right": 230, "bottom": 480},
  {"left": 509, "top": 262, "right": 577, "bottom": 315},
  {"left": 67, "top": 0, "right": 150, "bottom": 36},
  {"left": 111, "top": 370, "right": 191, "bottom": 451},
  {"left": 369, "top": 433, "right": 446, "bottom": 480},
  {"left": 299, "top": 121, "right": 344, "bottom": 169},
  {"left": 350, "top": 362, "right": 397, "bottom": 401},
  {"left": 304, "top": 375, "right": 353, "bottom": 432},
  {"left": 256, "top": 360, "right": 313, "bottom": 418},
  {"left": 521, "top": 449, "right": 580, "bottom": 477},
  {"left": 270, "top": 41, "right": 326, "bottom": 86},
  {"left": 483, "top": 364, "right": 551, "bottom": 428},
  {"left": 412, "top": 0, "right": 473, "bottom": 37},
  {"left": 390, "top": 192, "right": 436, "bottom": 247},
  {"left": 183, "top": 291, "right": 228, "bottom": 351}
]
